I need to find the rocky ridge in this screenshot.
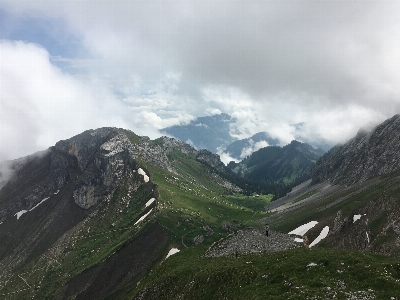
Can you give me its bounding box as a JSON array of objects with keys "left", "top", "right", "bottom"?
[
  {"left": 0, "top": 127, "right": 238, "bottom": 222},
  {"left": 312, "top": 114, "right": 400, "bottom": 185}
]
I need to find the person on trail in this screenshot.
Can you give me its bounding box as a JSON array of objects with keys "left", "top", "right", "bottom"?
[
  {"left": 265, "top": 224, "right": 269, "bottom": 237},
  {"left": 303, "top": 236, "right": 309, "bottom": 248}
]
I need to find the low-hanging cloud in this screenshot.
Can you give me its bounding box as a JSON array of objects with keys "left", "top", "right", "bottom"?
[
  {"left": 2, "top": 1, "right": 400, "bottom": 161},
  {"left": 0, "top": 40, "right": 158, "bottom": 162}
]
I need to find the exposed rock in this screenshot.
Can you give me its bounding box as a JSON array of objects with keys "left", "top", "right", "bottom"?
[
  {"left": 205, "top": 228, "right": 300, "bottom": 257},
  {"left": 312, "top": 114, "right": 400, "bottom": 185},
  {"left": 196, "top": 149, "right": 227, "bottom": 173},
  {"left": 331, "top": 210, "right": 345, "bottom": 235},
  {"left": 193, "top": 235, "right": 204, "bottom": 245},
  {"left": 203, "top": 225, "right": 214, "bottom": 236},
  {"left": 221, "top": 221, "right": 237, "bottom": 232}
]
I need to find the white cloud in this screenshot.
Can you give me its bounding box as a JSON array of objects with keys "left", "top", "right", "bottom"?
[
  {"left": 217, "top": 147, "right": 239, "bottom": 165},
  {"left": 240, "top": 140, "right": 270, "bottom": 160},
  {"left": 2, "top": 1, "right": 400, "bottom": 160},
  {"left": 0, "top": 40, "right": 129, "bottom": 161}
]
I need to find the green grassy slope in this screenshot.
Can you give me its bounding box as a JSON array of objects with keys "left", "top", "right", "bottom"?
[
  {"left": 129, "top": 246, "right": 400, "bottom": 300},
  {"left": 138, "top": 149, "right": 270, "bottom": 248},
  {"left": 124, "top": 170, "right": 400, "bottom": 299}
]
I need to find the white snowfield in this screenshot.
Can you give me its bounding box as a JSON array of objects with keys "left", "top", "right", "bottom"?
[
  {"left": 138, "top": 168, "right": 149, "bottom": 182},
  {"left": 353, "top": 214, "right": 365, "bottom": 223},
  {"left": 166, "top": 248, "right": 180, "bottom": 259},
  {"left": 30, "top": 197, "right": 50, "bottom": 211},
  {"left": 134, "top": 208, "right": 153, "bottom": 226},
  {"left": 14, "top": 197, "right": 50, "bottom": 220},
  {"left": 309, "top": 226, "right": 329, "bottom": 248},
  {"left": 145, "top": 198, "right": 156, "bottom": 207},
  {"left": 288, "top": 221, "right": 318, "bottom": 236},
  {"left": 15, "top": 210, "right": 28, "bottom": 220}
]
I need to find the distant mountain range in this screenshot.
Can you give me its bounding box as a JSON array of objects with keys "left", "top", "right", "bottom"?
[
  {"left": 228, "top": 140, "right": 325, "bottom": 186},
  {"left": 161, "top": 113, "right": 332, "bottom": 161},
  {"left": 224, "top": 132, "right": 280, "bottom": 160},
  {"left": 160, "top": 113, "right": 235, "bottom": 153}
]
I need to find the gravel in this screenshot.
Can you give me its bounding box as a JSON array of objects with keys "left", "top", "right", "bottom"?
[{"left": 205, "top": 228, "right": 301, "bottom": 257}]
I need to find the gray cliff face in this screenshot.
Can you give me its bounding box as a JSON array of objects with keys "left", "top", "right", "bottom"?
[
  {"left": 312, "top": 114, "right": 400, "bottom": 185},
  {"left": 195, "top": 149, "right": 228, "bottom": 174},
  {"left": 0, "top": 127, "right": 233, "bottom": 220},
  {"left": 0, "top": 128, "right": 142, "bottom": 220},
  {"left": 54, "top": 128, "right": 139, "bottom": 209}
]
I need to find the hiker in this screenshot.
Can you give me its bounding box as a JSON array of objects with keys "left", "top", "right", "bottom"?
[
  {"left": 303, "top": 236, "right": 309, "bottom": 248},
  {"left": 265, "top": 224, "right": 269, "bottom": 237}
]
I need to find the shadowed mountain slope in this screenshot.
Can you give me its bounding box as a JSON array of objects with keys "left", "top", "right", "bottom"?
[
  {"left": 312, "top": 114, "right": 400, "bottom": 185},
  {"left": 228, "top": 140, "right": 324, "bottom": 186}
]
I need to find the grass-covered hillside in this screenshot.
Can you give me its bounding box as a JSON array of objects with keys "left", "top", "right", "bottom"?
[
  {"left": 130, "top": 245, "right": 400, "bottom": 299},
  {"left": 137, "top": 148, "right": 272, "bottom": 248},
  {"left": 128, "top": 169, "right": 400, "bottom": 299}
]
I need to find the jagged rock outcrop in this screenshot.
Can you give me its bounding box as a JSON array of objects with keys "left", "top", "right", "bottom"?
[
  {"left": 312, "top": 114, "right": 400, "bottom": 185},
  {"left": 196, "top": 149, "right": 228, "bottom": 173},
  {"left": 55, "top": 129, "right": 140, "bottom": 209}
]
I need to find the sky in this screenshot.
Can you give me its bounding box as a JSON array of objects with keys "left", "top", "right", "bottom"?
[{"left": 1, "top": 0, "right": 400, "bottom": 162}]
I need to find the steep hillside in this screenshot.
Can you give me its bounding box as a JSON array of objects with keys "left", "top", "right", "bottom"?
[
  {"left": 0, "top": 127, "right": 270, "bottom": 299},
  {"left": 312, "top": 114, "right": 400, "bottom": 185},
  {"left": 228, "top": 141, "right": 325, "bottom": 186}
]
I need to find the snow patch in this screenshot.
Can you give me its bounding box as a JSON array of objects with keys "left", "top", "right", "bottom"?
[
  {"left": 134, "top": 208, "right": 153, "bottom": 225},
  {"left": 30, "top": 197, "right": 50, "bottom": 211},
  {"left": 307, "top": 262, "right": 317, "bottom": 267},
  {"left": 15, "top": 196, "right": 51, "bottom": 220},
  {"left": 15, "top": 210, "right": 28, "bottom": 220},
  {"left": 309, "top": 226, "right": 329, "bottom": 248},
  {"left": 138, "top": 168, "right": 149, "bottom": 182},
  {"left": 294, "top": 238, "right": 304, "bottom": 243},
  {"left": 145, "top": 198, "right": 156, "bottom": 207},
  {"left": 353, "top": 214, "right": 365, "bottom": 223},
  {"left": 288, "top": 221, "right": 318, "bottom": 236},
  {"left": 165, "top": 248, "right": 180, "bottom": 259},
  {"left": 54, "top": 190, "right": 59, "bottom": 194}
]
